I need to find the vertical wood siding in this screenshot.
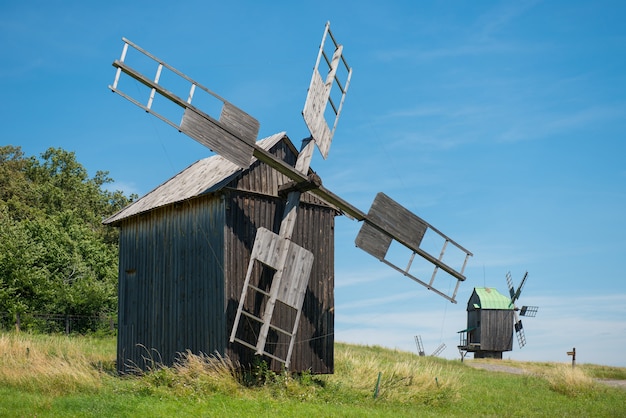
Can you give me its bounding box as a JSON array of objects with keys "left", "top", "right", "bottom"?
[
  {"left": 480, "top": 310, "right": 514, "bottom": 352},
  {"left": 117, "top": 197, "right": 226, "bottom": 373}
]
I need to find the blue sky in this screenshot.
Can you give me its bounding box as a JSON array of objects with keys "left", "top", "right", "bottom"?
[{"left": 2, "top": 1, "right": 625, "bottom": 366}]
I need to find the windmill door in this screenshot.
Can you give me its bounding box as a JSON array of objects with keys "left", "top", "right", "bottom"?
[{"left": 468, "top": 309, "right": 481, "bottom": 345}]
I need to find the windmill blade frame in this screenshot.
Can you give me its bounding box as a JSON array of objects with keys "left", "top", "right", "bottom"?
[
  {"left": 356, "top": 192, "right": 472, "bottom": 303},
  {"left": 415, "top": 335, "right": 425, "bottom": 356},
  {"left": 506, "top": 271, "right": 515, "bottom": 299},
  {"left": 302, "top": 21, "right": 352, "bottom": 159},
  {"left": 512, "top": 271, "right": 528, "bottom": 303},
  {"left": 431, "top": 342, "right": 446, "bottom": 357},
  {"left": 110, "top": 38, "right": 259, "bottom": 169},
  {"left": 514, "top": 314, "right": 526, "bottom": 348},
  {"left": 520, "top": 305, "right": 538, "bottom": 317}
]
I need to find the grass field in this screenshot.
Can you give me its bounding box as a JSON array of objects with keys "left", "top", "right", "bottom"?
[{"left": 0, "top": 333, "right": 624, "bottom": 417}]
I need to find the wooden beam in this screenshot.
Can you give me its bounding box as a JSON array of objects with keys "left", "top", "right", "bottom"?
[{"left": 277, "top": 172, "right": 323, "bottom": 197}]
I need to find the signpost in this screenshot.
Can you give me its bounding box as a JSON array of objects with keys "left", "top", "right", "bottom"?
[{"left": 566, "top": 347, "right": 576, "bottom": 368}]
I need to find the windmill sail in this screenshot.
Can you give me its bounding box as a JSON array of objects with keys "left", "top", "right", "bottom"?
[
  {"left": 520, "top": 306, "right": 538, "bottom": 317},
  {"left": 431, "top": 342, "right": 446, "bottom": 357},
  {"left": 512, "top": 271, "right": 528, "bottom": 303},
  {"left": 229, "top": 227, "right": 314, "bottom": 366},
  {"left": 514, "top": 317, "right": 526, "bottom": 348},
  {"left": 415, "top": 335, "right": 425, "bottom": 356},
  {"left": 110, "top": 38, "right": 258, "bottom": 169},
  {"left": 302, "top": 21, "right": 352, "bottom": 158},
  {"left": 506, "top": 271, "right": 515, "bottom": 299},
  {"left": 356, "top": 193, "right": 472, "bottom": 302}
]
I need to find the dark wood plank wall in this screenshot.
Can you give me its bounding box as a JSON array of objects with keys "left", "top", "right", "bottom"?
[
  {"left": 223, "top": 193, "right": 335, "bottom": 373},
  {"left": 480, "top": 310, "right": 514, "bottom": 352},
  {"left": 116, "top": 197, "right": 226, "bottom": 373},
  {"left": 290, "top": 201, "right": 335, "bottom": 373}
]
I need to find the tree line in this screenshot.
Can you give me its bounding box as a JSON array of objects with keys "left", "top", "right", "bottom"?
[{"left": 0, "top": 145, "right": 134, "bottom": 331}]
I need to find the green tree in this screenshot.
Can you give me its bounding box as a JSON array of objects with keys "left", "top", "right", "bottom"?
[
  {"left": 0, "top": 206, "right": 48, "bottom": 315},
  {"left": 0, "top": 145, "right": 134, "bottom": 330}
]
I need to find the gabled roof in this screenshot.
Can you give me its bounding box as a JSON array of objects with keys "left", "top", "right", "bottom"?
[
  {"left": 471, "top": 287, "right": 512, "bottom": 310},
  {"left": 103, "top": 132, "right": 290, "bottom": 225}
]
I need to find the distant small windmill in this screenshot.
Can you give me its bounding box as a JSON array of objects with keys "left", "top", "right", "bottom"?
[
  {"left": 415, "top": 335, "right": 446, "bottom": 357},
  {"left": 457, "top": 271, "right": 538, "bottom": 360},
  {"left": 506, "top": 271, "right": 539, "bottom": 348},
  {"left": 109, "top": 22, "right": 472, "bottom": 369}
]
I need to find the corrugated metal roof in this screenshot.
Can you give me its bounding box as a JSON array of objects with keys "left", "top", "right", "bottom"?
[
  {"left": 474, "top": 287, "right": 512, "bottom": 310},
  {"left": 103, "top": 132, "right": 288, "bottom": 225}
]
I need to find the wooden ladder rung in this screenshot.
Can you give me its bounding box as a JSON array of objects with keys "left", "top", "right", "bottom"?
[
  {"left": 248, "top": 284, "right": 270, "bottom": 297},
  {"left": 261, "top": 350, "right": 287, "bottom": 364},
  {"left": 269, "top": 323, "right": 293, "bottom": 337},
  {"left": 241, "top": 310, "right": 264, "bottom": 323},
  {"left": 233, "top": 337, "right": 257, "bottom": 351},
  {"left": 233, "top": 339, "right": 288, "bottom": 366}
]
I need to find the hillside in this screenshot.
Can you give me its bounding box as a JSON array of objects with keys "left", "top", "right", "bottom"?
[{"left": 0, "top": 333, "right": 624, "bottom": 417}]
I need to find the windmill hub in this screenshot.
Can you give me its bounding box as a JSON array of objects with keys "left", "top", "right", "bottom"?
[{"left": 278, "top": 172, "right": 323, "bottom": 197}]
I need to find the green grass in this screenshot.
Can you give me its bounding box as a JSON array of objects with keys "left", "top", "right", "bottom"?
[{"left": 0, "top": 333, "right": 624, "bottom": 417}]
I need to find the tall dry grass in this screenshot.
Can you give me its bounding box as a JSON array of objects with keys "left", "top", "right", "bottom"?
[
  {"left": 132, "top": 349, "right": 322, "bottom": 401},
  {"left": 0, "top": 333, "right": 112, "bottom": 394},
  {"left": 129, "top": 344, "right": 465, "bottom": 405},
  {"left": 543, "top": 364, "right": 597, "bottom": 397},
  {"left": 134, "top": 349, "right": 244, "bottom": 398},
  {"left": 330, "top": 344, "right": 462, "bottom": 405}
]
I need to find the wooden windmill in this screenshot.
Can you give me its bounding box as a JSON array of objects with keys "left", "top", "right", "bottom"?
[
  {"left": 108, "top": 22, "right": 472, "bottom": 369},
  {"left": 457, "top": 271, "right": 538, "bottom": 360}
]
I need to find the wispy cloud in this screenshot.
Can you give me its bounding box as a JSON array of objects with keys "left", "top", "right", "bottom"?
[
  {"left": 474, "top": 0, "right": 542, "bottom": 42},
  {"left": 336, "top": 289, "right": 426, "bottom": 311},
  {"left": 373, "top": 0, "right": 541, "bottom": 64},
  {"left": 335, "top": 267, "right": 394, "bottom": 288},
  {"left": 498, "top": 103, "right": 626, "bottom": 143},
  {"left": 104, "top": 181, "right": 140, "bottom": 197}
]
